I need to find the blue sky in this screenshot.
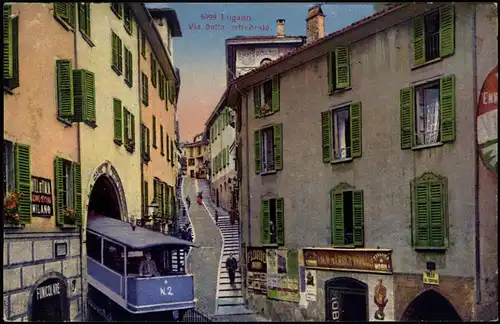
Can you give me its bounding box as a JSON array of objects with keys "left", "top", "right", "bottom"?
[{"left": 147, "top": 3, "right": 374, "bottom": 141}]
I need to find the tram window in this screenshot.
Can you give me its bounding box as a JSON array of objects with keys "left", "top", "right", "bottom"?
[
  {"left": 103, "top": 240, "right": 124, "bottom": 275},
  {"left": 127, "top": 250, "right": 144, "bottom": 275},
  {"left": 87, "top": 232, "right": 102, "bottom": 262}
]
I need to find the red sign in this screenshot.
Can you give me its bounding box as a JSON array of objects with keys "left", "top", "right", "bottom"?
[{"left": 477, "top": 65, "right": 498, "bottom": 176}]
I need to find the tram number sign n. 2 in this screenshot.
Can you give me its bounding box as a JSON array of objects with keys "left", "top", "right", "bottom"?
[
  {"left": 331, "top": 294, "right": 341, "bottom": 321},
  {"left": 160, "top": 280, "right": 174, "bottom": 296}
]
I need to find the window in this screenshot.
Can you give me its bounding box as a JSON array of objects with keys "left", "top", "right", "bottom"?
[
  {"left": 197, "top": 146, "right": 201, "bottom": 156},
  {"left": 254, "top": 75, "right": 279, "bottom": 118},
  {"left": 327, "top": 46, "right": 351, "bottom": 94},
  {"left": 142, "top": 181, "right": 149, "bottom": 217},
  {"left": 111, "top": 32, "right": 123, "bottom": 75},
  {"left": 141, "top": 72, "right": 149, "bottom": 106},
  {"left": 413, "top": 6, "right": 455, "bottom": 66},
  {"left": 54, "top": 3, "right": 76, "bottom": 29},
  {"left": 113, "top": 98, "right": 123, "bottom": 145},
  {"left": 3, "top": 141, "right": 15, "bottom": 201},
  {"left": 124, "top": 47, "right": 133, "bottom": 87},
  {"left": 159, "top": 73, "right": 165, "bottom": 100},
  {"left": 103, "top": 239, "right": 124, "bottom": 275},
  {"left": 152, "top": 115, "right": 157, "bottom": 148},
  {"left": 331, "top": 184, "right": 364, "bottom": 247},
  {"left": 160, "top": 125, "right": 165, "bottom": 156},
  {"left": 78, "top": 3, "right": 91, "bottom": 38},
  {"left": 123, "top": 109, "right": 135, "bottom": 153},
  {"left": 254, "top": 124, "right": 282, "bottom": 174},
  {"left": 151, "top": 54, "right": 157, "bottom": 88},
  {"left": 123, "top": 4, "right": 133, "bottom": 35},
  {"left": 73, "top": 68, "right": 96, "bottom": 125},
  {"left": 411, "top": 172, "right": 448, "bottom": 249},
  {"left": 260, "top": 198, "right": 284, "bottom": 245},
  {"left": 400, "top": 75, "right": 456, "bottom": 149},
  {"left": 4, "top": 5, "right": 19, "bottom": 90},
  {"left": 54, "top": 157, "right": 81, "bottom": 226},
  {"left": 141, "top": 124, "right": 151, "bottom": 162},
  {"left": 110, "top": 3, "right": 123, "bottom": 19},
  {"left": 321, "top": 102, "right": 362, "bottom": 163},
  {"left": 188, "top": 158, "right": 195, "bottom": 166},
  {"left": 140, "top": 30, "right": 146, "bottom": 58},
  {"left": 86, "top": 232, "right": 102, "bottom": 262}
]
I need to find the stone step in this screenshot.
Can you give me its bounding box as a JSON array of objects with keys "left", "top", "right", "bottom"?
[
  {"left": 218, "top": 283, "right": 242, "bottom": 291},
  {"left": 218, "top": 289, "right": 243, "bottom": 298},
  {"left": 216, "top": 305, "right": 254, "bottom": 316},
  {"left": 219, "top": 278, "right": 242, "bottom": 285},
  {"left": 217, "top": 297, "right": 245, "bottom": 306}
]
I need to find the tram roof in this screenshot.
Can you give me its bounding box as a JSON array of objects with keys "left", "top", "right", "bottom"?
[{"left": 87, "top": 217, "right": 195, "bottom": 249}]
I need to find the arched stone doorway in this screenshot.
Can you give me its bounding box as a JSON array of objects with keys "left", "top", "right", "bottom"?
[
  {"left": 29, "top": 273, "right": 69, "bottom": 322},
  {"left": 325, "top": 277, "right": 368, "bottom": 321},
  {"left": 401, "top": 289, "right": 462, "bottom": 321},
  {"left": 87, "top": 161, "right": 128, "bottom": 221}
]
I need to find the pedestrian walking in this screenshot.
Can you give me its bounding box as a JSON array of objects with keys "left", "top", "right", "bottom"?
[
  {"left": 185, "top": 196, "right": 191, "bottom": 209},
  {"left": 225, "top": 253, "right": 238, "bottom": 286},
  {"left": 214, "top": 210, "right": 219, "bottom": 225}
]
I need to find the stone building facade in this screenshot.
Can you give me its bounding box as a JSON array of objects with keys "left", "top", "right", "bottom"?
[
  {"left": 228, "top": 3, "right": 498, "bottom": 322},
  {"left": 183, "top": 133, "right": 208, "bottom": 180}
]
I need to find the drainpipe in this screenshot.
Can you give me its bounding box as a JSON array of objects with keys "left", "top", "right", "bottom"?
[
  {"left": 73, "top": 28, "right": 86, "bottom": 321},
  {"left": 137, "top": 25, "right": 145, "bottom": 223},
  {"left": 244, "top": 92, "right": 251, "bottom": 246},
  {"left": 472, "top": 5, "right": 481, "bottom": 308}
]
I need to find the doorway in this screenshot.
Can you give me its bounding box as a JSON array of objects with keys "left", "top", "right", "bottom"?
[
  {"left": 401, "top": 289, "right": 462, "bottom": 321},
  {"left": 30, "top": 277, "right": 69, "bottom": 322},
  {"left": 190, "top": 170, "right": 194, "bottom": 178},
  {"left": 88, "top": 175, "right": 121, "bottom": 220},
  {"left": 325, "top": 277, "right": 368, "bottom": 321}
]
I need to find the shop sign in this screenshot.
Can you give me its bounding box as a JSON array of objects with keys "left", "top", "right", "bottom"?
[
  {"left": 303, "top": 248, "right": 393, "bottom": 274},
  {"left": 423, "top": 271, "right": 439, "bottom": 285},
  {"left": 266, "top": 249, "right": 300, "bottom": 303},
  {"left": 246, "top": 247, "right": 267, "bottom": 295},
  {"left": 477, "top": 65, "right": 498, "bottom": 176},
  {"left": 31, "top": 177, "right": 53, "bottom": 217}
]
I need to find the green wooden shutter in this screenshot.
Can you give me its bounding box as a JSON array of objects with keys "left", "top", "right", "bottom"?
[
  {"left": 123, "top": 110, "right": 129, "bottom": 146},
  {"left": 72, "top": 70, "right": 85, "bottom": 122},
  {"left": 85, "top": 3, "right": 91, "bottom": 36},
  {"left": 350, "top": 102, "right": 362, "bottom": 158},
  {"left": 151, "top": 54, "right": 156, "bottom": 88},
  {"left": 56, "top": 60, "right": 74, "bottom": 118},
  {"left": 286, "top": 249, "right": 298, "bottom": 275},
  {"left": 352, "top": 190, "right": 364, "bottom": 247},
  {"left": 145, "top": 74, "right": 149, "bottom": 105},
  {"left": 412, "top": 16, "right": 425, "bottom": 65},
  {"left": 276, "top": 198, "right": 285, "bottom": 246},
  {"left": 413, "top": 181, "right": 430, "bottom": 247},
  {"left": 335, "top": 46, "right": 350, "bottom": 89},
  {"left": 141, "top": 30, "right": 146, "bottom": 57},
  {"left": 143, "top": 180, "right": 149, "bottom": 215},
  {"left": 131, "top": 113, "right": 136, "bottom": 149},
  {"left": 321, "top": 111, "right": 332, "bottom": 163},
  {"left": 254, "top": 130, "right": 261, "bottom": 174},
  {"left": 152, "top": 115, "right": 157, "bottom": 147},
  {"left": 67, "top": 3, "right": 76, "bottom": 28},
  {"left": 260, "top": 199, "right": 270, "bottom": 244},
  {"left": 254, "top": 85, "right": 261, "bottom": 118},
  {"left": 439, "top": 6, "right": 455, "bottom": 58},
  {"left": 112, "top": 33, "right": 118, "bottom": 69},
  {"left": 118, "top": 38, "right": 123, "bottom": 73},
  {"left": 54, "top": 3, "right": 68, "bottom": 21},
  {"left": 400, "top": 87, "right": 414, "bottom": 149},
  {"left": 113, "top": 98, "right": 122, "bottom": 143},
  {"left": 440, "top": 74, "right": 456, "bottom": 143},
  {"left": 272, "top": 75, "right": 280, "bottom": 112},
  {"left": 160, "top": 125, "right": 164, "bottom": 155},
  {"left": 5, "top": 16, "right": 19, "bottom": 89},
  {"left": 146, "top": 127, "right": 150, "bottom": 157},
  {"left": 332, "top": 190, "right": 344, "bottom": 245},
  {"left": 124, "top": 48, "right": 130, "bottom": 83},
  {"left": 78, "top": 3, "right": 86, "bottom": 35},
  {"left": 84, "top": 70, "right": 96, "bottom": 123},
  {"left": 170, "top": 140, "right": 174, "bottom": 166},
  {"left": 73, "top": 163, "right": 82, "bottom": 226},
  {"left": 429, "top": 181, "right": 445, "bottom": 247},
  {"left": 327, "top": 52, "right": 333, "bottom": 93},
  {"left": 54, "top": 157, "right": 65, "bottom": 225},
  {"left": 3, "top": 5, "right": 12, "bottom": 79},
  {"left": 140, "top": 125, "right": 145, "bottom": 157},
  {"left": 15, "top": 144, "right": 31, "bottom": 224},
  {"left": 274, "top": 123, "right": 283, "bottom": 170}
]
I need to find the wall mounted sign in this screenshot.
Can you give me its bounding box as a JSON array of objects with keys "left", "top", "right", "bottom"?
[
  {"left": 266, "top": 249, "right": 300, "bottom": 302},
  {"left": 423, "top": 271, "right": 439, "bottom": 285},
  {"left": 305, "top": 269, "right": 317, "bottom": 302},
  {"left": 31, "top": 277, "right": 68, "bottom": 321},
  {"left": 246, "top": 247, "right": 267, "bottom": 295},
  {"left": 477, "top": 65, "right": 498, "bottom": 176},
  {"left": 303, "top": 248, "right": 393, "bottom": 274},
  {"left": 31, "top": 177, "right": 53, "bottom": 217},
  {"left": 55, "top": 242, "right": 68, "bottom": 258}
]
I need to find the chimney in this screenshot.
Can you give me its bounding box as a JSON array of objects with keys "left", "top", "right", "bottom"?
[
  {"left": 306, "top": 5, "right": 325, "bottom": 44},
  {"left": 276, "top": 19, "right": 285, "bottom": 37}
]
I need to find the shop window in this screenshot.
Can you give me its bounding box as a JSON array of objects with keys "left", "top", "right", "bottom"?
[
  {"left": 103, "top": 239, "right": 124, "bottom": 275},
  {"left": 87, "top": 232, "right": 102, "bottom": 262}
]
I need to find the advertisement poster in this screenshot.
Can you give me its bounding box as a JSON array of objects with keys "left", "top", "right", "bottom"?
[
  {"left": 266, "top": 249, "right": 300, "bottom": 303},
  {"left": 305, "top": 269, "right": 317, "bottom": 302},
  {"left": 246, "top": 247, "right": 267, "bottom": 295}
]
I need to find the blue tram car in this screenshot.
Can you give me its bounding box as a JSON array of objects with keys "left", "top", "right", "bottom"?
[{"left": 85, "top": 216, "right": 195, "bottom": 321}]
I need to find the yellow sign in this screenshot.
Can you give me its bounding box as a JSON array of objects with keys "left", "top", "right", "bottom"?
[{"left": 423, "top": 271, "right": 439, "bottom": 285}]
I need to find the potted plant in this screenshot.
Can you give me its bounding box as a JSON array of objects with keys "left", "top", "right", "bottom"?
[
  {"left": 62, "top": 207, "right": 76, "bottom": 225},
  {"left": 4, "top": 192, "right": 22, "bottom": 226}
]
